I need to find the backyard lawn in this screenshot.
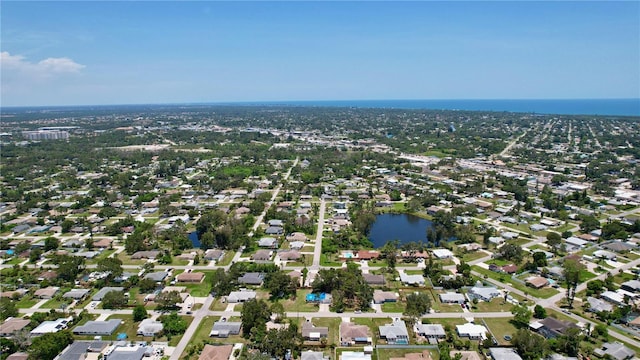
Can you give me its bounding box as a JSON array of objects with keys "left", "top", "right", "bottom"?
[
  {"left": 481, "top": 317, "right": 518, "bottom": 346},
  {"left": 281, "top": 289, "right": 320, "bottom": 312}
]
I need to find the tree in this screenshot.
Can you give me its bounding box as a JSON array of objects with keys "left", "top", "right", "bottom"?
[
  {"left": 532, "top": 252, "right": 547, "bottom": 267},
  {"left": 496, "top": 243, "right": 524, "bottom": 264},
  {"left": 511, "top": 328, "right": 547, "bottom": 360},
  {"left": 102, "top": 291, "right": 127, "bottom": 309},
  {"left": 210, "top": 268, "right": 235, "bottom": 296},
  {"left": 381, "top": 240, "right": 399, "bottom": 270},
  {"left": 0, "top": 297, "right": 18, "bottom": 321},
  {"left": 403, "top": 292, "right": 432, "bottom": 323},
  {"left": 159, "top": 312, "right": 187, "bottom": 339},
  {"left": 52, "top": 255, "right": 85, "bottom": 282},
  {"left": 555, "top": 327, "right": 582, "bottom": 356},
  {"left": 264, "top": 271, "right": 297, "bottom": 300},
  {"left": 563, "top": 258, "right": 584, "bottom": 308},
  {"left": 133, "top": 304, "right": 148, "bottom": 322},
  {"left": 44, "top": 237, "right": 60, "bottom": 251},
  {"left": 511, "top": 304, "right": 532, "bottom": 327},
  {"left": 533, "top": 305, "right": 547, "bottom": 319},
  {"left": 28, "top": 330, "right": 73, "bottom": 360},
  {"left": 96, "top": 257, "right": 123, "bottom": 279},
  {"left": 155, "top": 291, "right": 182, "bottom": 310},
  {"left": 546, "top": 232, "right": 561, "bottom": 249},
  {"left": 138, "top": 278, "right": 157, "bottom": 293},
  {"left": 241, "top": 299, "right": 271, "bottom": 340},
  {"left": 257, "top": 322, "right": 303, "bottom": 358}
]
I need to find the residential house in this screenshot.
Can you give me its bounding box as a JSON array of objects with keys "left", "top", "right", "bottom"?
[
  {"left": 238, "top": 273, "right": 265, "bottom": 286},
  {"left": 440, "top": 292, "right": 466, "bottom": 304},
  {"left": 489, "top": 348, "right": 523, "bottom": 360},
  {"left": 535, "top": 317, "right": 580, "bottom": 339},
  {"left": 226, "top": 290, "right": 256, "bottom": 303},
  {"left": 92, "top": 287, "right": 124, "bottom": 301},
  {"left": 379, "top": 319, "right": 409, "bottom": 345},
  {"left": 73, "top": 320, "right": 121, "bottom": 336},
  {"left": 501, "top": 264, "right": 518, "bottom": 274},
  {"left": 251, "top": 250, "right": 272, "bottom": 261},
  {"left": 373, "top": 290, "right": 398, "bottom": 304},
  {"left": 289, "top": 241, "right": 305, "bottom": 250},
  {"left": 130, "top": 250, "right": 160, "bottom": 260},
  {"left": 137, "top": 319, "right": 163, "bottom": 336},
  {"left": 0, "top": 318, "right": 30, "bottom": 337},
  {"left": 176, "top": 272, "right": 205, "bottom": 283},
  {"left": 467, "top": 283, "right": 501, "bottom": 302},
  {"left": 198, "top": 345, "right": 234, "bottom": 360},
  {"left": 565, "top": 237, "right": 588, "bottom": 252},
  {"left": 56, "top": 341, "right": 108, "bottom": 360},
  {"left": 144, "top": 272, "right": 168, "bottom": 283},
  {"left": 593, "top": 250, "right": 617, "bottom": 261},
  {"left": 602, "top": 241, "right": 635, "bottom": 253},
  {"left": 210, "top": 321, "right": 241, "bottom": 337},
  {"left": 301, "top": 351, "right": 329, "bottom": 360},
  {"left": 414, "top": 323, "right": 446, "bottom": 343},
  {"left": 620, "top": 280, "right": 640, "bottom": 293},
  {"left": 38, "top": 271, "right": 58, "bottom": 281},
  {"left": 278, "top": 250, "right": 301, "bottom": 261},
  {"left": 204, "top": 249, "right": 225, "bottom": 262},
  {"left": 30, "top": 317, "right": 72, "bottom": 336},
  {"left": 456, "top": 323, "right": 487, "bottom": 340},
  {"left": 287, "top": 232, "right": 308, "bottom": 242},
  {"left": 432, "top": 249, "right": 453, "bottom": 259},
  {"left": 34, "top": 286, "right": 59, "bottom": 299},
  {"left": 301, "top": 321, "right": 329, "bottom": 341},
  {"left": 258, "top": 237, "right": 278, "bottom": 248},
  {"left": 63, "top": 289, "right": 90, "bottom": 300},
  {"left": 593, "top": 342, "right": 635, "bottom": 360},
  {"left": 265, "top": 226, "right": 284, "bottom": 236},
  {"left": 586, "top": 297, "right": 613, "bottom": 313},
  {"left": 340, "top": 322, "right": 372, "bottom": 346},
  {"left": 363, "top": 274, "right": 386, "bottom": 286},
  {"left": 526, "top": 276, "right": 550, "bottom": 289},
  {"left": 399, "top": 272, "right": 425, "bottom": 286}
]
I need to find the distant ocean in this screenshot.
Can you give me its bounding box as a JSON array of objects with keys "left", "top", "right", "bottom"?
[{"left": 231, "top": 99, "right": 640, "bottom": 116}]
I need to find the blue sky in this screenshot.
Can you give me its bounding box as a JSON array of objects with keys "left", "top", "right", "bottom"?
[{"left": 1, "top": 1, "right": 639, "bottom": 106}]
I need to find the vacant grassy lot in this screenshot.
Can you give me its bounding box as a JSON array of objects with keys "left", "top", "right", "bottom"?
[
  {"left": 471, "top": 298, "right": 512, "bottom": 313},
  {"left": 481, "top": 317, "right": 518, "bottom": 345}
]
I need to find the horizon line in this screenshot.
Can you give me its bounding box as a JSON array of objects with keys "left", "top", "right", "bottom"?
[{"left": 2, "top": 97, "right": 640, "bottom": 109}]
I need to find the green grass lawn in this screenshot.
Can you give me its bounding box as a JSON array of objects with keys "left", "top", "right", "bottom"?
[
  {"left": 376, "top": 348, "right": 439, "bottom": 360},
  {"left": 215, "top": 251, "right": 235, "bottom": 266},
  {"left": 117, "top": 251, "right": 147, "bottom": 265},
  {"left": 472, "top": 266, "right": 559, "bottom": 299},
  {"left": 281, "top": 289, "right": 320, "bottom": 312},
  {"left": 320, "top": 254, "right": 343, "bottom": 267},
  {"left": 86, "top": 249, "right": 116, "bottom": 264},
  {"left": 209, "top": 298, "right": 229, "bottom": 311},
  {"left": 460, "top": 251, "right": 489, "bottom": 263},
  {"left": 186, "top": 315, "right": 221, "bottom": 348},
  {"left": 353, "top": 317, "right": 394, "bottom": 345},
  {"left": 381, "top": 301, "right": 405, "bottom": 313},
  {"left": 15, "top": 296, "right": 38, "bottom": 309},
  {"left": 41, "top": 297, "right": 73, "bottom": 309},
  {"left": 471, "top": 298, "right": 513, "bottom": 313},
  {"left": 106, "top": 313, "right": 193, "bottom": 346},
  {"left": 481, "top": 317, "right": 518, "bottom": 345}
]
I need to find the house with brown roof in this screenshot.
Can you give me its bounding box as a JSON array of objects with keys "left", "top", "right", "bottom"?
[
  {"left": 252, "top": 250, "right": 272, "bottom": 261},
  {"left": 286, "top": 232, "right": 308, "bottom": 242},
  {"left": 176, "top": 272, "right": 205, "bottom": 283},
  {"left": 363, "top": 274, "right": 386, "bottom": 286},
  {"left": 278, "top": 250, "right": 302, "bottom": 261},
  {"left": 0, "top": 318, "right": 30, "bottom": 337},
  {"left": 34, "top": 286, "right": 59, "bottom": 299},
  {"left": 93, "top": 238, "right": 112, "bottom": 249},
  {"left": 356, "top": 250, "right": 380, "bottom": 260},
  {"left": 38, "top": 270, "right": 58, "bottom": 281},
  {"left": 526, "top": 276, "right": 550, "bottom": 289},
  {"left": 131, "top": 250, "right": 160, "bottom": 259},
  {"left": 373, "top": 290, "right": 398, "bottom": 304},
  {"left": 198, "top": 344, "right": 234, "bottom": 360},
  {"left": 340, "top": 322, "right": 372, "bottom": 346},
  {"left": 501, "top": 264, "right": 518, "bottom": 274}
]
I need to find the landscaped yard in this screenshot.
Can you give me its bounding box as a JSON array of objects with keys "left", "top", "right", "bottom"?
[
  {"left": 381, "top": 301, "right": 405, "bottom": 313},
  {"left": 376, "top": 348, "right": 439, "bottom": 360},
  {"left": 15, "top": 296, "right": 38, "bottom": 309},
  {"left": 106, "top": 313, "right": 193, "bottom": 346},
  {"left": 471, "top": 298, "right": 512, "bottom": 313},
  {"left": 460, "top": 251, "right": 489, "bottom": 263},
  {"left": 281, "top": 289, "right": 320, "bottom": 312},
  {"left": 309, "top": 317, "right": 341, "bottom": 346},
  {"left": 473, "top": 266, "right": 559, "bottom": 299}
]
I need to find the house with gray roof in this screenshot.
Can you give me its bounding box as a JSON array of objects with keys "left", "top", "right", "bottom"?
[
  {"left": 210, "top": 321, "right": 241, "bottom": 337},
  {"left": 301, "top": 351, "right": 329, "bottom": 360},
  {"left": 621, "top": 280, "right": 640, "bottom": 293},
  {"left": 489, "top": 348, "right": 523, "bottom": 360},
  {"left": 302, "top": 321, "right": 329, "bottom": 341},
  {"left": 58, "top": 341, "right": 109, "bottom": 360},
  {"left": 468, "top": 283, "right": 501, "bottom": 302},
  {"left": 265, "top": 226, "right": 283, "bottom": 235},
  {"left": 258, "top": 237, "right": 278, "bottom": 248},
  {"left": 137, "top": 318, "right": 163, "bottom": 336},
  {"left": 103, "top": 343, "right": 147, "bottom": 360},
  {"left": 363, "top": 274, "right": 386, "bottom": 286},
  {"left": 73, "top": 320, "right": 121, "bottom": 335},
  {"left": 130, "top": 250, "right": 160, "bottom": 259},
  {"left": 439, "top": 292, "right": 465, "bottom": 304},
  {"left": 602, "top": 241, "right": 635, "bottom": 253},
  {"left": 289, "top": 241, "right": 305, "bottom": 250},
  {"left": 379, "top": 319, "right": 409, "bottom": 345},
  {"left": 226, "top": 290, "right": 257, "bottom": 303},
  {"left": 238, "top": 272, "right": 265, "bottom": 285},
  {"left": 93, "top": 287, "right": 124, "bottom": 301},
  {"left": 204, "top": 249, "right": 224, "bottom": 261},
  {"left": 399, "top": 272, "right": 425, "bottom": 286},
  {"left": 594, "top": 342, "right": 635, "bottom": 360},
  {"left": 587, "top": 296, "right": 614, "bottom": 313},
  {"left": 63, "top": 289, "right": 90, "bottom": 300},
  {"left": 415, "top": 323, "right": 446, "bottom": 343},
  {"left": 144, "top": 271, "right": 168, "bottom": 282}
]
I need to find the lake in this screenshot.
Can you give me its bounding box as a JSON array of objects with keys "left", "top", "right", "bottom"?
[
  {"left": 368, "top": 213, "right": 434, "bottom": 248},
  {"left": 189, "top": 231, "right": 200, "bottom": 248}
]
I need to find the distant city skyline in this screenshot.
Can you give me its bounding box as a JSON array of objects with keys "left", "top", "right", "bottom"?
[{"left": 1, "top": 1, "right": 639, "bottom": 107}]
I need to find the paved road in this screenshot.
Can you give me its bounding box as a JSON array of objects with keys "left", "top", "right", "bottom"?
[
  {"left": 170, "top": 295, "right": 215, "bottom": 360},
  {"left": 311, "top": 199, "right": 326, "bottom": 270}
]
